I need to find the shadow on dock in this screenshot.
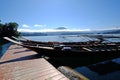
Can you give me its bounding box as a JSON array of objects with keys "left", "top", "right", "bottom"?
[
  {"left": 13, "top": 49, "right": 32, "bottom": 54},
  {"left": 0, "top": 54, "right": 41, "bottom": 64}
]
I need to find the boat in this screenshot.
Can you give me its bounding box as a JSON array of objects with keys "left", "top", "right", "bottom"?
[
  {"left": 12, "top": 36, "right": 55, "bottom": 47},
  {"left": 4, "top": 37, "right": 120, "bottom": 56},
  {"left": 11, "top": 36, "right": 107, "bottom": 48},
  {"left": 12, "top": 35, "right": 120, "bottom": 46},
  {"left": 4, "top": 37, "right": 120, "bottom": 66}
]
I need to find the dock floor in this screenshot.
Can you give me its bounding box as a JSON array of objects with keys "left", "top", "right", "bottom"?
[{"left": 0, "top": 44, "right": 69, "bottom": 80}]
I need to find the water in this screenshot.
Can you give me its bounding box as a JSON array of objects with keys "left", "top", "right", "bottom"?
[
  {"left": 24, "top": 34, "right": 120, "bottom": 42},
  {"left": 24, "top": 34, "right": 120, "bottom": 80},
  {"left": 0, "top": 42, "right": 11, "bottom": 58},
  {"left": 75, "top": 58, "right": 120, "bottom": 80}
]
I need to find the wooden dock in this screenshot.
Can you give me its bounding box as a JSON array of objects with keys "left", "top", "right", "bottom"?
[{"left": 0, "top": 44, "right": 69, "bottom": 80}]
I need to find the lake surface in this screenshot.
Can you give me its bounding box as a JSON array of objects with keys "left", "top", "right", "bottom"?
[
  {"left": 24, "top": 35, "right": 98, "bottom": 42},
  {"left": 24, "top": 35, "right": 120, "bottom": 80},
  {"left": 24, "top": 34, "right": 120, "bottom": 42}
]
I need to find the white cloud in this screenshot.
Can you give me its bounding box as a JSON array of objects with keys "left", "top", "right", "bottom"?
[
  {"left": 22, "top": 24, "right": 30, "bottom": 28},
  {"left": 92, "top": 27, "right": 120, "bottom": 31},
  {"left": 18, "top": 29, "right": 33, "bottom": 32},
  {"left": 18, "top": 26, "right": 120, "bottom": 32},
  {"left": 18, "top": 28, "right": 91, "bottom": 32},
  {"left": 34, "top": 24, "right": 46, "bottom": 27}
]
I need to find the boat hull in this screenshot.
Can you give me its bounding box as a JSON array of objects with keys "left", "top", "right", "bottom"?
[
  {"left": 4, "top": 37, "right": 120, "bottom": 67},
  {"left": 23, "top": 44, "right": 120, "bottom": 57},
  {"left": 51, "top": 52, "right": 120, "bottom": 67}
]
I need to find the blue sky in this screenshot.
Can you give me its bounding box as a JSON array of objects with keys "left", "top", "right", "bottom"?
[{"left": 0, "top": 0, "right": 120, "bottom": 32}]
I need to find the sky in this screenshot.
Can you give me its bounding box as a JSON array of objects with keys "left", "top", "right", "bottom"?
[{"left": 0, "top": 0, "right": 120, "bottom": 32}]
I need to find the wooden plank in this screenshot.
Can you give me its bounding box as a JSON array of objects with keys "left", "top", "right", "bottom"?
[
  {"left": 82, "top": 47, "right": 92, "bottom": 51},
  {"left": 58, "top": 66, "right": 89, "bottom": 80},
  {"left": 0, "top": 44, "right": 69, "bottom": 80},
  {"left": 3, "top": 37, "right": 21, "bottom": 45}
]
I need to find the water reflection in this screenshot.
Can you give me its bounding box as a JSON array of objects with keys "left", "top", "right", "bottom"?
[
  {"left": 25, "top": 35, "right": 98, "bottom": 42},
  {"left": 88, "top": 61, "right": 120, "bottom": 75},
  {"left": 75, "top": 58, "right": 120, "bottom": 80}
]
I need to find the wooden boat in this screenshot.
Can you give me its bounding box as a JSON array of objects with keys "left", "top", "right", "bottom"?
[
  {"left": 4, "top": 37, "right": 120, "bottom": 66},
  {"left": 12, "top": 36, "right": 120, "bottom": 51},
  {"left": 12, "top": 36, "right": 120, "bottom": 47},
  {"left": 11, "top": 36, "right": 107, "bottom": 48},
  {"left": 12, "top": 36, "right": 55, "bottom": 47},
  {"left": 4, "top": 37, "right": 120, "bottom": 56}
]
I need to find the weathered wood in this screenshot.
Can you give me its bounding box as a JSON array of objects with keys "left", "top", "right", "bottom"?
[
  {"left": 82, "top": 47, "right": 92, "bottom": 51},
  {"left": 58, "top": 66, "right": 89, "bottom": 80},
  {"left": 4, "top": 37, "right": 21, "bottom": 45},
  {"left": 0, "top": 44, "right": 69, "bottom": 80}
]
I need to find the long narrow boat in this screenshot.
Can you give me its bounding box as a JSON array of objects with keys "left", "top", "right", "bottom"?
[
  {"left": 12, "top": 36, "right": 56, "bottom": 47},
  {"left": 4, "top": 37, "right": 120, "bottom": 57},
  {"left": 4, "top": 37, "right": 120, "bottom": 66},
  {"left": 12, "top": 36, "right": 120, "bottom": 47}
]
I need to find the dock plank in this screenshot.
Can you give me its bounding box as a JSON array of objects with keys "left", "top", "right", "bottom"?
[{"left": 0, "top": 44, "right": 69, "bottom": 80}]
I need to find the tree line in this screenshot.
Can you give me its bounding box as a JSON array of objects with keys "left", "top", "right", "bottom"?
[{"left": 0, "top": 21, "right": 20, "bottom": 37}]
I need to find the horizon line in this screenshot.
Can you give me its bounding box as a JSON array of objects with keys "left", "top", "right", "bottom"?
[{"left": 18, "top": 28, "right": 120, "bottom": 33}]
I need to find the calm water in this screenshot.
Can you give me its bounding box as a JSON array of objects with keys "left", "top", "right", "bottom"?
[
  {"left": 75, "top": 58, "right": 120, "bottom": 80},
  {"left": 24, "top": 35, "right": 99, "bottom": 42},
  {"left": 25, "top": 35, "right": 120, "bottom": 80},
  {"left": 24, "top": 34, "right": 120, "bottom": 42}
]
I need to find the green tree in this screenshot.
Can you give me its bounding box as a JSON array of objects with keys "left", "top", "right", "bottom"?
[
  {"left": 2, "top": 22, "right": 19, "bottom": 37},
  {"left": 0, "top": 23, "right": 3, "bottom": 36}
]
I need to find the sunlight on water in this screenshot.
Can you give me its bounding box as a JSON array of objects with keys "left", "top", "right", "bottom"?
[
  {"left": 24, "top": 34, "right": 120, "bottom": 42},
  {"left": 25, "top": 35, "right": 98, "bottom": 42}
]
